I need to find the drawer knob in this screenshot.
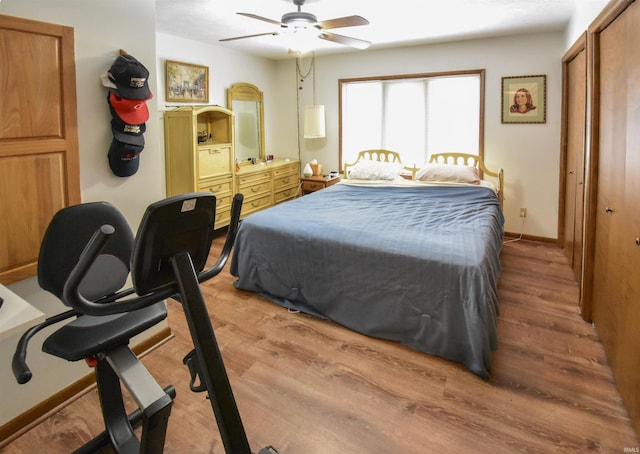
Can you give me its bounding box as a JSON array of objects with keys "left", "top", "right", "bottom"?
[
  {"left": 636, "top": 237, "right": 640, "bottom": 246},
  {"left": 604, "top": 207, "right": 613, "bottom": 214}
]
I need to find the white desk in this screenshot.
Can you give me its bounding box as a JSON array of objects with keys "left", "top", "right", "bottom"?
[{"left": 0, "top": 284, "right": 45, "bottom": 341}]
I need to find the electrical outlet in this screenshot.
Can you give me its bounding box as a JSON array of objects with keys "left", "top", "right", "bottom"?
[{"left": 520, "top": 208, "right": 527, "bottom": 218}]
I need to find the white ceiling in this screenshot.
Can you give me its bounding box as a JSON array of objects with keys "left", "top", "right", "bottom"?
[{"left": 155, "top": 0, "right": 577, "bottom": 60}]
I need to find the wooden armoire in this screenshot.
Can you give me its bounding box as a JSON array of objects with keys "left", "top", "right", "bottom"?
[
  {"left": 581, "top": 0, "right": 640, "bottom": 436},
  {"left": 0, "top": 15, "right": 80, "bottom": 285}
]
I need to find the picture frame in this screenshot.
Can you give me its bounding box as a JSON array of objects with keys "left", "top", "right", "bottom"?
[
  {"left": 165, "top": 60, "right": 209, "bottom": 103},
  {"left": 501, "top": 74, "right": 546, "bottom": 124}
]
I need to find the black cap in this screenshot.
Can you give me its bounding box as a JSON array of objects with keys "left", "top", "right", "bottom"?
[
  {"left": 110, "top": 104, "right": 146, "bottom": 146},
  {"left": 107, "top": 54, "right": 150, "bottom": 100},
  {"left": 108, "top": 138, "right": 143, "bottom": 177}
]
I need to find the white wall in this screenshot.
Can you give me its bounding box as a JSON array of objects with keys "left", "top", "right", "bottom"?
[
  {"left": 565, "top": 0, "right": 609, "bottom": 48},
  {"left": 277, "top": 33, "right": 566, "bottom": 238}
]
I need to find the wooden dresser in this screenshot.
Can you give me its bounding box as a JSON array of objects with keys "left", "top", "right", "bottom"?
[
  {"left": 164, "top": 106, "right": 235, "bottom": 229},
  {"left": 236, "top": 159, "right": 300, "bottom": 218}
]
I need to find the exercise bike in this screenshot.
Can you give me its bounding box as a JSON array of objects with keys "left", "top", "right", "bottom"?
[{"left": 12, "top": 192, "right": 277, "bottom": 454}]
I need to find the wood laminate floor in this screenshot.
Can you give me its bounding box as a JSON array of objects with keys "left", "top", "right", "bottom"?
[{"left": 1, "top": 238, "right": 638, "bottom": 453}]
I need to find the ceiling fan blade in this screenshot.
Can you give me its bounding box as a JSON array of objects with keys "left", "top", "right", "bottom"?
[
  {"left": 219, "top": 32, "right": 279, "bottom": 42},
  {"left": 316, "top": 15, "right": 369, "bottom": 30},
  {"left": 319, "top": 31, "right": 370, "bottom": 50},
  {"left": 237, "top": 12, "right": 282, "bottom": 26}
]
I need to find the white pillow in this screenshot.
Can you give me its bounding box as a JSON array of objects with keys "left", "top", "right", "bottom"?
[
  {"left": 416, "top": 163, "right": 480, "bottom": 184},
  {"left": 348, "top": 159, "right": 404, "bottom": 181}
]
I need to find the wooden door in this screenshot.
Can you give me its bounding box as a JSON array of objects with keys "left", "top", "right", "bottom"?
[
  {"left": 614, "top": 0, "right": 640, "bottom": 434},
  {"left": 588, "top": 0, "right": 640, "bottom": 436},
  {"left": 560, "top": 34, "right": 587, "bottom": 283},
  {"left": 0, "top": 15, "right": 80, "bottom": 284}
]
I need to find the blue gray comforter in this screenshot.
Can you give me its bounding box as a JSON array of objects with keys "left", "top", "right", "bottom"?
[{"left": 230, "top": 182, "right": 504, "bottom": 377}]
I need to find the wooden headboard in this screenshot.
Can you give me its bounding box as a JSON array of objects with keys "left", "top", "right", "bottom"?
[
  {"left": 343, "top": 150, "right": 503, "bottom": 207},
  {"left": 343, "top": 149, "right": 418, "bottom": 179},
  {"left": 429, "top": 152, "right": 504, "bottom": 207}
]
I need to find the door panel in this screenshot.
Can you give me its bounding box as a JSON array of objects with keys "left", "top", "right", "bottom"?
[
  {"left": 562, "top": 43, "right": 586, "bottom": 282},
  {"left": 0, "top": 14, "right": 80, "bottom": 284},
  {"left": 590, "top": 0, "right": 640, "bottom": 436}
]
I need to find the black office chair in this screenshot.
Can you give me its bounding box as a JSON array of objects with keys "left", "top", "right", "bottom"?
[{"left": 13, "top": 193, "right": 277, "bottom": 454}]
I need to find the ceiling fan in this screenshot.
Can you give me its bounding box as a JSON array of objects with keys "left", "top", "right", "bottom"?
[{"left": 220, "top": 0, "right": 371, "bottom": 50}]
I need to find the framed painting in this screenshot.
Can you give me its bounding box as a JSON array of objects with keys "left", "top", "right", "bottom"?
[
  {"left": 165, "top": 60, "right": 209, "bottom": 103},
  {"left": 501, "top": 74, "right": 546, "bottom": 124}
]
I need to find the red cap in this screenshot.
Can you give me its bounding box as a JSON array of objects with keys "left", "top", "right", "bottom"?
[{"left": 108, "top": 90, "right": 152, "bottom": 124}]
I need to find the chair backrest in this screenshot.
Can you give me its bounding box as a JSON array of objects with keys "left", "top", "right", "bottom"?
[
  {"left": 38, "top": 201, "right": 134, "bottom": 304},
  {"left": 131, "top": 193, "right": 216, "bottom": 295}
]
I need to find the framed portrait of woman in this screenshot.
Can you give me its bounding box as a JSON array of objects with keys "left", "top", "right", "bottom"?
[{"left": 501, "top": 75, "right": 546, "bottom": 124}]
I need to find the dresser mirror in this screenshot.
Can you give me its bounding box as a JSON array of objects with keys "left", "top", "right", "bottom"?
[{"left": 227, "top": 82, "right": 265, "bottom": 164}]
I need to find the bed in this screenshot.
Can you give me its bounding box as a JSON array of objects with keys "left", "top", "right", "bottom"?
[{"left": 230, "top": 150, "right": 504, "bottom": 377}]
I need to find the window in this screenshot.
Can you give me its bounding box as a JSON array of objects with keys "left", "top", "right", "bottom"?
[{"left": 339, "top": 70, "right": 484, "bottom": 170}]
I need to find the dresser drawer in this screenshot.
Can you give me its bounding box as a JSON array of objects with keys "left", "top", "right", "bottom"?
[
  {"left": 301, "top": 180, "right": 325, "bottom": 192},
  {"left": 240, "top": 181, "right": 271, "bottom": 199},
  {"left": 237, "top": 170, "right": 270, "bottom": 186},
  {"left": 273, "top": 172, "right": 299, "bottom": 191},
  {"left": 272, "top": 162, "right": 299, "bottom": 178},
  {"left": 241, "top": 193, "right": 271, "bottom": 217},
  {"left": 214, "top": 207, "right": 231, "bottom": 230},
  {"left": 213, "top": 192, "right": 232, "bottom": 209},
  {"left": 198, "top": 144, "right": 232, "bottom": 179},
  {"left": 274, "top": 186, "right": 299, "bottom": 204},
  {"left": 198, "top": 176, "right": 233, "bottom": 195}
]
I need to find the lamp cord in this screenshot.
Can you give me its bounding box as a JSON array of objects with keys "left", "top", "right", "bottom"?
[
  {"left": 295, "top": 52, "right": 316, "bottom": 160},
  {"left": 503, "top": 216, "right": 525, "bottom": 244}
]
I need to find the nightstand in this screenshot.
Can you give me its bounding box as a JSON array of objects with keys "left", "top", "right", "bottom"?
[{"left": 300, "top": 175, "right": 341, "bottom": 195}]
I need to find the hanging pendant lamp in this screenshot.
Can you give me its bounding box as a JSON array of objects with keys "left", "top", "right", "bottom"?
[{"left": 304, "top": 105, "right": 325, "bottom": 138}]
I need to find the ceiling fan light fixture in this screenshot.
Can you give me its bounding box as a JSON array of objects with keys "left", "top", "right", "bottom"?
[
  {"left": 282, "top": 11, "right": 317, "bottom": 27},
  {"left": 284, "top": 26, "right": 321, "bottom": 53},
  {"left": 223, "top": 1, "right": 371, "bottom": 52}
]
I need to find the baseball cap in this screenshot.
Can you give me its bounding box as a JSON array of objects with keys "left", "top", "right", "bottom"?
[
  {"left": 108, "top": 138, "right": 143, "bottom": 177},
  {"left": 110, "top": 108, "right": 146, "bottom": 146},
  {"left": 108, "top": 90, "right": 152, "bottom": 124},
  {"left": 107, "top": 54, "right": 150, "bottom": 100}
]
